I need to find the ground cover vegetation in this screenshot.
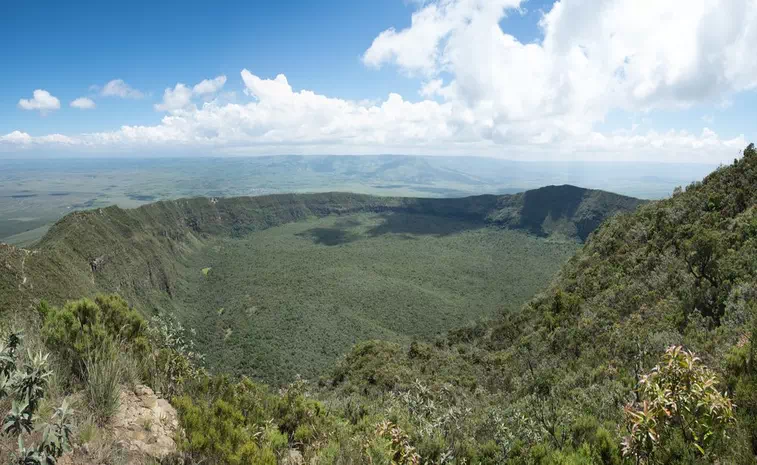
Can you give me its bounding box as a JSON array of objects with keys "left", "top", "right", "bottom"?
[
  {"left": 1, "top": 186, "right": 638, "bottom": 385},
  {"left": 149, "top": 142, "right": 757, "bottom": 464},
  {"left": 5, "top": 142, "right": 753, "bottom": 464}
]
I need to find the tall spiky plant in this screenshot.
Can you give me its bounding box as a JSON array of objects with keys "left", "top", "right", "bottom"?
[{"left": 0, "top": 331, "right": 73, "bottom": 465}]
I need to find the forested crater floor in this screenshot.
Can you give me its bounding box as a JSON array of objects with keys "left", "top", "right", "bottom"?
[{"left": 1, "top": 186, "right": 640, "bottom": 384}]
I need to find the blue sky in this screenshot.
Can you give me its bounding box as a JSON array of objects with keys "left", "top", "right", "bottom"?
[
  {"left": 1, "top": 0, "right": 755, "bottom": 162},
  {"left": 1, "top": 1, "right": 418, "bottom": 133}
]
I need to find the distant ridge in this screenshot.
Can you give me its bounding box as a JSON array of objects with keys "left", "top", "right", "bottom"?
[
  {"left": 1, "top": 186, "right": 643, "bottom": 317},
  {"left": 490, "top": 184, "right": 645, "bottom": 241}
]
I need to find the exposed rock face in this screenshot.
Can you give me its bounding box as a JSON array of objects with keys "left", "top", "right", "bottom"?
[
  {"left": 112, "top": 385, "right": 179, "bottom": 462},
  {"left": 57, "top": 385, "right": 179, "bottom": 465}
]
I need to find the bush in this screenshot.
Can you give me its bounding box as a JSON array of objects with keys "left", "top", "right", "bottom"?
[
  {"left": 622, "top": 346, "right": 735, "bottom": 464},
  {"left": 144, "top": 314, "right": 205, "bottom": 398},
  {"left": 172, "top": 374, "right": 336, "bottom": 465},
  {"left": 39, "top": 295, "right": 150, "bottom": 381}
]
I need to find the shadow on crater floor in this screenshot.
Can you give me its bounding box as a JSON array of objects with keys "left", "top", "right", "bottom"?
[
  {"left": 296, "top": 227, "right": 359, "bottom": 246},
  {"left": 366, "top": 212, "right": 484, "bottom": 238}
]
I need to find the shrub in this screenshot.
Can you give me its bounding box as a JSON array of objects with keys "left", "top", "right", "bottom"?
[
  {"left": 622, "top": 346, "right": 736, "bottom": 464},
  {"left": 364, "top": 420, "right": 420, "bottom": 465},
  {"left": 173, "top": 374, "right": 335, "bottom": 465},
  {"left": 39, "top": 295, "right": 149, "bottom": 381},
  {"left": 144, "top": 314, "right": 205, "bottom": 398}
]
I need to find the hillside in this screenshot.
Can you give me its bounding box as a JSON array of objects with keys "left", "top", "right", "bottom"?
[
  {"left": 1, "top": 186, "right": 641, "bottom": 384},
  {"left": 3, "top": 146, "right": 755, "bottom": 464},
  {"left": 319, "top": 143, "right": 757, "bottom": 463}
]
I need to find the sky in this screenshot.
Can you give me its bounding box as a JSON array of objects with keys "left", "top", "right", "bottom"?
[{"left": 1, "top": 0, "right": 756, "bottom": 163}]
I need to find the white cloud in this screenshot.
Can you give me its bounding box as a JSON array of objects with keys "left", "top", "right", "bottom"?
[
  {"left": 100, "top": 79, "right": 144, "bottom": 98},
  {"left": 155, "top": 83, "right": 194, "bottom": 112},
  {"left": 4, "top": 0, "right": 757, "bottom": 163},
  {"left": 1, "top": 131, "right": 77, "bottom": 146},
  {"left": 155, "top": 75, "right": 228, "bottom": 112},
  {"left": 70, "top": 97, "right": 96, "bottom": 110},
  {"left": 0, "top": 131, "right": 32, "bottom": 143},
  {"left": 193, "top": 75, "right": 227, "bottom": 95},
  {"left": 363, "top": 0, "right": 522, "bottom": 74},
  {"left": 18, "top": 90, "right": 61, "bottom": 113},
  {"left": 365, "top": 0, "right": 757, "bottom": 136},
  {"left": 1, "top": 71, "right": 748, "bottom": 163}
]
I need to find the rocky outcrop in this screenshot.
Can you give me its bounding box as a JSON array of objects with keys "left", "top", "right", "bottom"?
[
  {"left": 59, "top": 385, "right": 179, "bottom": 465},
  {"left": 112, "top": 385, "right": 179, "bottom": 462}
]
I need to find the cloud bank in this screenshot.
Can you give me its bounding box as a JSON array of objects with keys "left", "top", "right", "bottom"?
[{"left": 4, "top": 0, "right": 756, "bottom": 162}]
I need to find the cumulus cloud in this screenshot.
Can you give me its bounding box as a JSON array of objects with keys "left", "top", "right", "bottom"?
[
  {"left": 5, "top": 1, "right": 757, "bottom": 162},
  {"left": 70, "top": 97, "right": 96, "bottom": 109},
  {"left": 364, "top": 0, "right": 757, "bottom": 135},
  {"left": 155, "top": 75, "right": 228, "bottom": 112},
  {"left": 100, "top": 79, "right": 144, "bottom": 98},
  {"left": 193, "top": 75, "right": 227, "bottom": 95},
  {"left": 155, "top": 83, "right": 194, "bottom": 112},
  {"left": 1, "top": 71, "right": 748, "bottom": 163},
  {"left": 18, "top": 90, "right": 61, "bottom": 113}
]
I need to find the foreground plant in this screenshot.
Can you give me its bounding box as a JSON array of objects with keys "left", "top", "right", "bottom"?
[
  {"left": 365, "top": 420, "right": 421, "bottom": 465},
  {"left": 622, "top": 345, "right": 735, "bottom": 464},
  {"left": 1, "top": 331, "right": 74, "bottom": 465}
]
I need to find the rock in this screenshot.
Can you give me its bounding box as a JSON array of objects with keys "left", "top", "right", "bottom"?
[
  {"left": 54, "top": 384, "right": 179, "bottom": 465},
  {"left": 110, "top": 384, "right": 179, "bottom": 464},
  {"left": 284, "top": 449, "right": 304, "bottom": 465}
]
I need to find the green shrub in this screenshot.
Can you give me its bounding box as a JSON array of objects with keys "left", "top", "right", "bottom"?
[
  {"left": 39, "top": 294, "right": 149, "bottom": 381},
  {"left": 144, "top": 314, "right": 205, "bottom": 398},
  {"left": 173, "top": 374, "right": 336, "bottom": 465},
  {"left": 622, "top": 346, "right": 735, "bottom": 464}
]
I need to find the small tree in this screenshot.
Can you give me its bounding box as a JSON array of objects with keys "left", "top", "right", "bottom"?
[
  {"left": 622, "top": 346, "right": 735, "bottom": 464},
  {"left": 1, "top": 331, "right": 73, "bottom": 465}
]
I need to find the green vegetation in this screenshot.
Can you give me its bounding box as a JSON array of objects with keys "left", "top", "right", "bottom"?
[
  {"left": 304, "top": 143, "right": 757, "bottom": 463},
  {"left": 179, "top": 213, "right": 578, "bottom": 383},
  {"left": 622, "top": 346, "right": 735, "bottom": 463},
  {"left": 18, "top": 148, "right": 757, "bottom": 463},
  {"left": 1, "top": 187, "right": 639, "bottom": 385},
  {"left": 0, "top": 331, "right": 73, "bottom": 465},
  {"left": 82, "top": 346, "right": 124, "bottom": 423},
  {"left": 39, "top": 295, "right": 149, "bottom": 381}
]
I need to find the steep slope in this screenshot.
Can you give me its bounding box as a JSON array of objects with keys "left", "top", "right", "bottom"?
[
  {"left": 325, "top": 144, "right": 757, "bottom": 463},
  {"left": 490, "top": 184, "right": 644, "bottom": 240}
]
